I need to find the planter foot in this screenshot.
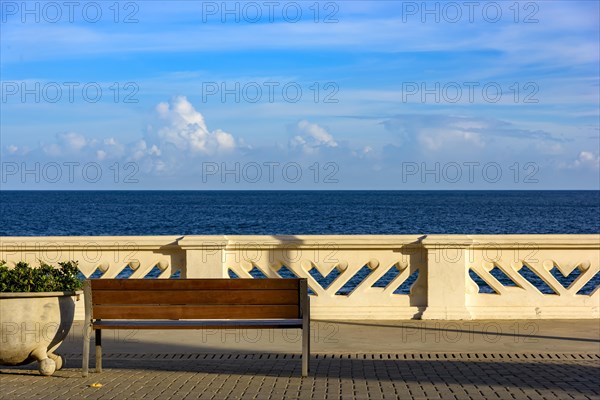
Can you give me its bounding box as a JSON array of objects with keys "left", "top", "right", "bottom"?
[
  {"left": 38, "top": 358, "right": 56, "bottom": 376},
  {"left": 31, "top": 347, "right": 56, "bottom": 376},
  {"left": 48, "top": 353, "right": 64, "bottom": 370}
]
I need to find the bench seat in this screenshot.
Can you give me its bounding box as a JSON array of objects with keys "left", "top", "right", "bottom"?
[
  {"left": 82, "top": 278, "right": 310, "bottom": 377},
  {"left": 92, "top": 319, "right": 304, "bottom": 329}
]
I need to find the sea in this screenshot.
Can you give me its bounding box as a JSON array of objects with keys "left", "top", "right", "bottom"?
[{"left": 1, "top": 190, "right": 599, "bottom": 294}]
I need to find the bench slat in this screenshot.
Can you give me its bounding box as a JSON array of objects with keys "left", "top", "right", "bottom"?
[
  {"left": 92, "top": 290, "right": 299, "bottom": 305},
  {"left": 91, "top": 279, "right": 300, "bottom": 291},
  {"left": 93, "top": 319, "right": 303, "bottom": 329},
  {"left": 93, "top": 305, "right": 300, "bottom": 320}
]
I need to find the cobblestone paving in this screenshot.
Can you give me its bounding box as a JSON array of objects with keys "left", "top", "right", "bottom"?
[{"left": 1, "top": 353, "right": 599, "bottom": 400}]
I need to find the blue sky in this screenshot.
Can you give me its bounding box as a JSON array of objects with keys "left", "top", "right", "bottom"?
[{"left": 1, "top": 0, "right": 598, "bottom": 189}]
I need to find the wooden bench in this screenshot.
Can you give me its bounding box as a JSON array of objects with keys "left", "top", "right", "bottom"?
[{"left": 82, "top": 278, "right": 310, "bottom": 377}]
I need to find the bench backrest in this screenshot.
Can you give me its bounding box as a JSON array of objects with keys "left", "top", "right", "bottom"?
[{"left": 86, "top": 279, "right": 307, "bottom": 320}]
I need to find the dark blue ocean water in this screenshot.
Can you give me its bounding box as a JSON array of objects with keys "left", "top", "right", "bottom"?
[
  {"left": 1, "top": 190, "right": 599, "bottom": 235},
  {"left": 1, "top": 191, "right": 598, "bottom": 294}
]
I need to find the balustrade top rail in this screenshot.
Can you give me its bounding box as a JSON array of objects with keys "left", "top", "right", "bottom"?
[{"left": 1, "top": 235, "right": 598, "bottom": 320}]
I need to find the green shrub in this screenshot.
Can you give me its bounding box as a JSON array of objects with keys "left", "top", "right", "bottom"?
[{"left": 0, "top": 261, "right": 83, "bottom": 292}]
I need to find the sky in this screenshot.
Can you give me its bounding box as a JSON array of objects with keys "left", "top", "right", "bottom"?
[{"left": 0, "top": 0, "right": 599, "bottom": 190}]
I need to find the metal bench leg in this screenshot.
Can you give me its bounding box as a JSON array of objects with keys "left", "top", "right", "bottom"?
[
  {"left": 302, "top": 330, "right": 309, "bottom": 377},
  {"left": 82, "top": 281, "right": 92, "bottom": 377},
  {"left": 82, "top": 322, "right": 91, "bottom": 377},
  {"left": 95, "top": 329, "right": 102, "bottom": 373},
  {"left": 302, "top": 295, "right": 310, "bottom": 377}
]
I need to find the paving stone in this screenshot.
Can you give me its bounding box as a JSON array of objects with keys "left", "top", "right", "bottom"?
[{"left": 1, "top": 353, "right": 599, "bottom": 400}]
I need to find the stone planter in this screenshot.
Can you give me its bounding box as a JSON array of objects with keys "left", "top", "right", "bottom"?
[{"left": 0, "top": 291, "right": 81, "bottom": 375}]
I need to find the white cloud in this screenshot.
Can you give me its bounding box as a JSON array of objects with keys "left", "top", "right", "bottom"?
[
  {"left": 351, "top": 145, "right": 376, "bottom": 160},
  {"left": 383, "top": 114, "right": 486, "bottom": 152},
  {"left": 61, "top": 132, "right": 87, "bottom": 151},
  {"left": 4, "top": 97, "right": 237, "bottom": 177},
  {"left": 419, "top": 128, "right": 484, "bottom": 151},
  {"left": 102, "top": 138, "right": 126, "bottom": 159},
  {"left": 382, "top": 114, "right": 566, "bottom": 155},
  {"left": 290, "top": 120, "right": 338, "bottom": 154},
  {"left": 39, "top": 131, "right": 128, "bottom": 161},
  {"left": 130, "top": 140, "right": 151, "bottom": 161},
  {"left": 43, "top": 132, "right": 87, "bottom": 156},
  {"left": 149, "top": 144, "right": 161, "bottom": 156},
  {"left": 213, "top": 129, "right": 236, "bottom": 151},
  {"left": 42, "top": 143, "right": 62, "bottom": 157},
  {"left": 155, "top": 96, "right": 236, "bottom": 154},
  {"left": 298, "top": 120, "right": 338, "bottom": 147},
  {"left": 558, "top": 151, "right": 600, "bottom": 170},
  {"left": 574, "top": 151, "right": 600, "bottom": 169}
]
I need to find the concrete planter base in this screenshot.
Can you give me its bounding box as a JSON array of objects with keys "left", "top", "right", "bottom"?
[{"left": 0, "top": 291, "right": 80, "bottom": 375}]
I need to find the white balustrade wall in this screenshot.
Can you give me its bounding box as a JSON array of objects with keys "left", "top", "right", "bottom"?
[{"left": 1, "top": 235, "right": 598, "bottom": 321}]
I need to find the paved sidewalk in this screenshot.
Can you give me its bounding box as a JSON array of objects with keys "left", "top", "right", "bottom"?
[
  {"left": 1, "top": 320, "right": 599, "bottom": 399},
  {"left": 2, "top": 353, "right": 599, "bottom": 399}
]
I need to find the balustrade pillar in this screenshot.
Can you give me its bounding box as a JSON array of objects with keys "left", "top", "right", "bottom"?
[
  {"left": 178, "top": 236, "right": 228, "bottom": 278},
  {"left": 420, "top": 236, "right": 473, "bottom": 320}
]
